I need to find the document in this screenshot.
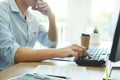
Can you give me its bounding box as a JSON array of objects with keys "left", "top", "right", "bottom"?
[
  {"left": 33, "top": 65, "right": 87, "bottom": 80},
  {"left": 50, "top": 57, "right": 74, "bottom": 62},
  {"left": 8, "top": 73, "right": 64, "bottom": 80},
  {"left": 8, "top": 65, "right": 87, "bottom": 80}
]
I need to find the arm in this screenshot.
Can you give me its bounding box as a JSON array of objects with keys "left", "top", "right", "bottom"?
[
  {"left": 12, "top": 1, "right": 90, "bottom": 63},
  {"left": 0, "top": 22, "right": 90, "bottom": 64},
  {"left": 48, "top": 14, "right": 57, "bottom": 42},
  {"left": 32, "top": 0, "right": 58, "bottom": 42},
  {"left": 14, "top": 47, "right": 58, "bottom": 63},
  {"left": 14, "top": 44, "right": 91, "bottom": 63}
]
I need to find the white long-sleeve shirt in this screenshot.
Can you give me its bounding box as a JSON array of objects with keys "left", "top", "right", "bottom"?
[{"left": 0, "top": 0, "right": 57, "bottom": 71}]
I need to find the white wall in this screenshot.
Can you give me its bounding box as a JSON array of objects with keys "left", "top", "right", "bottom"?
[{"left": 65, "top": 0, "right": 92, "bottom": 42}]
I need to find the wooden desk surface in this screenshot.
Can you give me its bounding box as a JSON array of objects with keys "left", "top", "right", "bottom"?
[
  {"left": 0, "top": 60, "right": 105, "bottom": 80},
  {"left": 0, "top": 41, "right": 109, "bottom": 80}
]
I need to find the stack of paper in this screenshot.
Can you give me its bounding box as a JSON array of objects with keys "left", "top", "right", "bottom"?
[{"left": 33, "top": 65, "right": 87, "bottom": 80}]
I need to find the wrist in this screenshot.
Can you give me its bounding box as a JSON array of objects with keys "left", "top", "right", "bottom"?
[
  {"left": 48, "top": 13, "right": 55, "bottom": 19},
  {"left": 53, "top": 48, "right": 62, "bottom": 58},
  {"left": 48, "top": 13, "right": 56, "bottom": 27}
]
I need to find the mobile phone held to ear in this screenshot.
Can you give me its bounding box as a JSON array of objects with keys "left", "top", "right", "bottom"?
[
  {"left": 35, "top": 0, "right": 43, "bottom": 8},
  {"left": 35, "top": 0, "right": 38, "bottom": 8}
]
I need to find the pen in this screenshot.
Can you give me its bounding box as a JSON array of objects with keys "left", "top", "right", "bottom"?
[
  {"left": 34, "top": 73, "right": 70, "bottom": 79},
  {"left": 47, "top": 74, "right": 70, "bottom": 79}
]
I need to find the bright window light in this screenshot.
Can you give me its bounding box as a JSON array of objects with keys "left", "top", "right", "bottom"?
[
  {"left": 91, "top": 0, "right": 115, "bottom": 19},
  {"left": 45, "top": 0, "right": 68, "bottom": 17}
]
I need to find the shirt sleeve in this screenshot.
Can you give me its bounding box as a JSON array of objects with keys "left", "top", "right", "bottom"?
[
  {"left": 37, "top": 24, "right": 58, "bottom": 48},
  {"left": 0, "top": 8, "right": 20, "bottom": 70}
]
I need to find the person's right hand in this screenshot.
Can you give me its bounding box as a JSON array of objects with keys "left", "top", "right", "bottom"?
[
  {"left": 56, "top": 44, "right": 91, "bottom": 61},
  {"left": 32, "top": 0, "right": 54, "bottom": 18}
]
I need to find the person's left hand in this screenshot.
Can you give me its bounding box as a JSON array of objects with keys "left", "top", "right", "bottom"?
[
  {"left": 32, "top": 0, "right": 54, "bottom": 18},
  {"left": 71, "top": 44, "right": 91, "bottom": 60},
  {"left": 56, "top": 44, "right": 91, "bottom": 61}
]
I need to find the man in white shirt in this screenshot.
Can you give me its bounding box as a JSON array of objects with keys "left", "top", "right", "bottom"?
[{"left": 0, "top": 0, "right": 90, "bottom": 70}]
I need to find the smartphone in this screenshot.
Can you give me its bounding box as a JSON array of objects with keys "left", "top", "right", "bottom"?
[
  {"left": 35, "top": 0, "right": 38, "bottom": 8},
  {"left": 35, "top": 0, "right": 43, "bottom": 8}
]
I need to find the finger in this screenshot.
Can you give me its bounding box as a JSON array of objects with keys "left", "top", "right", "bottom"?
[
  {"left": 76, "top": 48, "right": 84, "bottom": 57},
  {"left": 71, "top": 45, "right": 83, "bottom": 58},
  {"left": 71, "top": 44, "right": 91, "bottom": 58},
  {"left": 73, "top": 52, "right": 78, "bottom": 61},
  {"left": 72, "top": 45, "right": 84, "bottom": 55},
  {"left": 67, "top": 55, "right": 73, "bottom": 57},
  {"left": 86, "top": 52, "right": 91, "bottom": 58},
  {"left": 74, "top": 45, "right": 89, "bottom": 57},
  {"left": 72, "top": 44, "right": 87, "bottom": 52},
  {"left": 77, "top": 48, "right": 91, "bottom": 58},
  {"left": 37, "top": 0, "right": 43, "bottom": 1},
  {"left": 40, "top": 2, "right": 48, "bottom": 8},
  {"left": 41, "top": 6, "right": 49, "bottom": 12},
  {"left": 37, "top": 2, "right": 48, "bottom": 12},
  {"left": 71, "top": 44, "right": 79, "bottom": 51},
  {"left": 37, "top": 1, "right": 47, "bottom": 7},
  {"left": 68, "top": 50, "right": 78, "bottom": 61},
  {"left": 72, "top": 44, "right": 86, "bottom": 49},
  {"left": 83, "top": 50, "right": 91, "bottom": 57}
]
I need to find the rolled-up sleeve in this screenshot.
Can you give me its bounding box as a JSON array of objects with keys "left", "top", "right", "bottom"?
[
  {"left": 42, "top": 32, "right": 58, "bottom": 48},
  {"left": 0, "top": 9, "right": 20, "bottom": 70},
  {"left": 37, "top": 24, "right": 58, "bottom": 48}
]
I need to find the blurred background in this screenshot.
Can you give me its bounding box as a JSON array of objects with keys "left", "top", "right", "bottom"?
[{"left": 29, "top": 0, "right": 120, "bottom": 47}]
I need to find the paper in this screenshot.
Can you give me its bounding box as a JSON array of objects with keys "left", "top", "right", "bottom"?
[
  {"left": 111, "top": 61, "right": 120, "bottom": 67},
  {"left": 8, "top": 73, "right": 64, "bottom": 80},
  {"left": 50, "top": 57, "right": 74, "bottom": 62},
  {"left": 33, "top": 65, "right": 87, "bottom": 80}
]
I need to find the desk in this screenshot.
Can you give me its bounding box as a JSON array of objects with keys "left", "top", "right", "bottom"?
[
  {"left": 0, "top": 60, "right": 105, "bottom": 80},
  {"left": 0, "top": 41, "right": 109, "bottom": 80}
]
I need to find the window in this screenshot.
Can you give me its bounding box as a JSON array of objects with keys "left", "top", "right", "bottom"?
[
  {"left": 34, "top": 0, "right": 117, "bottom": 48},
  {"left": 66, "top": 0, "right": 116, "bottom": 42},
  {"left": 33, "top": 0, "right": 68, "bottom": 48},
  {"left": 34, "top": 0, "right": 68, "bottom": 43},
  {"left": 90, "top": 0, "right": 116, "bottom": 41}
]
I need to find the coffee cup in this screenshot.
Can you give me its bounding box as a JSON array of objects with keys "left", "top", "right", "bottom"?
[{"left": 81, "top": 33, "right": 90, "bottom": 48}]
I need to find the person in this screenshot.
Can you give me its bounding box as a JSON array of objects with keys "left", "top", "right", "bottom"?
[{"left": 0, "top": 0, "right": 91, "bottom": 71}]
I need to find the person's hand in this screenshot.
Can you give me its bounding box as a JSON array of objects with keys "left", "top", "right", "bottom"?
[
  {"left": 56, "top": 44, "right": 91, "bottom": 61},
  {"left": 71, "top": 44, "right": 91, "bottom": 60},
  {"left": 32, "top": 0, "right": 54, "bottom": 18}
]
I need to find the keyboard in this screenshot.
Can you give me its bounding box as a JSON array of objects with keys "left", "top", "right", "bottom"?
[{"left": 76, "top": 48, "right": 110, "bottom": 67}]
